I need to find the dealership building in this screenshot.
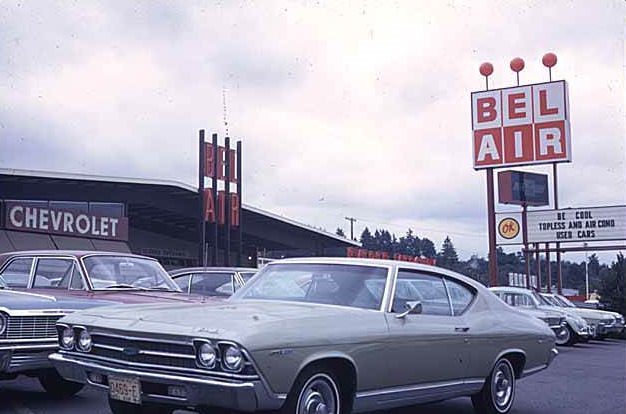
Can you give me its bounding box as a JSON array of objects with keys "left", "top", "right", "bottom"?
[{"left": 0, "top": 168, "right": 359, "bottom": 268}]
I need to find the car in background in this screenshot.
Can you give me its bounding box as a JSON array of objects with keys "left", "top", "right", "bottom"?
[
  {"left": 51, "top": 258, "right": 557, "bottom": 414},
  {"left": 536, "top": 293, "right": 592, "bottom": 343},
  {"left": 489, "top": 286, "right": 575, "bottom": 346},
  {"left": 169, "top": 267, "right": 257, "bottom": 296},
  {"left": 0, "top": 251, "right": 212, "bottom": 304},
  {"left": 543, "top": 293, "right": 624, "bottom": 339},
  {"left": 0, "top": 277, "right": 114, "bottom": 397}
]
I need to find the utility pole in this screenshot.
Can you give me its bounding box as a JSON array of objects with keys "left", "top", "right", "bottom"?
[
  {"left": 344, "top": 217, "right": 357, "bottom": 241},
  {"left": 584, "top": 242, "right": 589, "bottom": 300}
]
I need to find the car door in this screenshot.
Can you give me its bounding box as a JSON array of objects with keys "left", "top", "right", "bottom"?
[{"left": 384, "top": 269, "right": 470, "bottom": 387}]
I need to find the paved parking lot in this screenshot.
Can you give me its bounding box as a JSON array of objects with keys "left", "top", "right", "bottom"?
[{"left": 0, "top": 339, "right": 624, "bottom": 414}]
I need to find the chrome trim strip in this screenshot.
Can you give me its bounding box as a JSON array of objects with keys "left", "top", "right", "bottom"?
[
  {"left": 0, "top": 343, "right": 57, "bottom": 351},
  {"left": 50, "top": 352, "right": 255, "bottom": 388},
  {"left": 90, "top": 331, "right": 193, "bottom": 346},
  {"left": 523, "top": 364, "right": 548, "bottom": 376},
  {"left": 0, "top": 309, "right": 69, "bottom": 317},
  {"left": 61, "top": 351, "right": 259, "bottom": 380},
  {"left": 0, "top": 338, "right": 57, "bottom": 344},
  {"left": 93, "top": 343, "right": 195, "bottom": 360},
  {"left": 355, "top": 378, "right": 485, "bottom": 399}
]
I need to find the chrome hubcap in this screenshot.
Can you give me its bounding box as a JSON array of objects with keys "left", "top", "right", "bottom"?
[
  {"left": 492, "top": 361, "right": 514, "bottom": 411},
  {"left": 298, "top": 375, "right": 338, "bottom": 414}
]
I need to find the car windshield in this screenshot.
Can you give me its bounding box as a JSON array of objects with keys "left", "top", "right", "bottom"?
[
  {"left": 534, "top": 292, "right": 554, "bottom": 306},
  {"left": 82, "top": 256, "right": 180, "bottom": 291},
  {"left": 232, "top": 263, "right": 389, "bottom": 310},
  {"left": 555, "top": 295, "right": 577, "bottom": 308},
  {"left": 541, "top": 295, "right": 562, "bottom": 307}
]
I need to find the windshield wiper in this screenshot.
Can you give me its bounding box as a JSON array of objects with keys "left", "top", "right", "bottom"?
[
  {"left": 143, "top": 286, "right": 176, "bottom": 291},
  {"left": 104, "top": 284, "right": 139, "bottom": 289}
]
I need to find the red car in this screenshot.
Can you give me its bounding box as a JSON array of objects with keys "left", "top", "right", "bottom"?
[{"left": 0, "top": 250, "right": 215, "bottom": 304}]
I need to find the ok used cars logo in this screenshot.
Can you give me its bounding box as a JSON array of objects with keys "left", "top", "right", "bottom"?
[{"left": 498, "top": 217, "right": 520, "bottom": 239}]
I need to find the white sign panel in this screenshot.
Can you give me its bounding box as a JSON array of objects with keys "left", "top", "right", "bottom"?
[
  {"left": 471, "top": 80, "right": 571, "bottom": 169},
  {"left": 527, "top": 206, "right": 626, "bottom": 243}
]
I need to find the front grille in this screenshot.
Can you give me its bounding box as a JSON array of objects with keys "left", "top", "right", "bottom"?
[
  {"left": 76, "top": 331, "right": 257, "bottom": 378},
  {"left": 6, "top": 316, "right": 61, "bottom": 339},
  {"left": 543, "top": 317, "right": 561, "bottom": 326}
]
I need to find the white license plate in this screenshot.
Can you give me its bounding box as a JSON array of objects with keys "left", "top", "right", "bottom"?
[{"left": 109, "top": 375, "right": 141, "bottom": 404}]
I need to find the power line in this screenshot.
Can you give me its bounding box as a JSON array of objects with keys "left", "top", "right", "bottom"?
[{"left": 344, "top": 216, "right": 357, "bottom": 241}]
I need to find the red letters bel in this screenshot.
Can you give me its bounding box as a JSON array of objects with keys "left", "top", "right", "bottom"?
[{"left": 471, "top": 80, "right": 571, "bottom": 169}]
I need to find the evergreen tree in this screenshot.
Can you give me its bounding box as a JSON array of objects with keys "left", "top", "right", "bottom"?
[
  {"left": 437, "top": 236, "right": 460, "bottom": 271},
  {"left": 360, "top": 227, "right": 374, "bottom": 249},
  {"left": 598, "top": 253, "right": 625, "bottom": 316},
  {"left": 420, "top": 238, "right": 436, "bottom": 258}
]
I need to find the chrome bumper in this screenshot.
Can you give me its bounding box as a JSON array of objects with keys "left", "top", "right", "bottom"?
[
  {"left": 0, "top": 341, "right": 57, "bottom": 373},
  {"left": 49, "top": 352, "right": 285, "bottom": 412}
]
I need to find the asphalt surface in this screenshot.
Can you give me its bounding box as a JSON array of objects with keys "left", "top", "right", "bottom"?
[{"left": 0, "top": 339, "right": 624, "bottom": 414}]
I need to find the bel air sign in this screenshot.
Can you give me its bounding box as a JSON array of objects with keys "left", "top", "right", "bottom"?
[
  {"left": 496, "top": 206, "right": 626, "bottom": 245},
  {"left": 471, "top": 80, "right": 571, "bottom": 169}
]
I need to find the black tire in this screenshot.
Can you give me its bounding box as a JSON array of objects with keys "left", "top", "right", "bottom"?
[
  {"left": 38, "top": 369, "right": 84, "bottom": 398},
  {"left": 108, "top": 398, "right": 174, "bottom": 414},
  {"left": 563, "top": 325, "right": 576, "bottom": 346},
  {"left": 281, "top": 365, "right": 345, "bottom": 414},
  {"left": 471, "top": 358, "right": 516, "bottom": 414}
]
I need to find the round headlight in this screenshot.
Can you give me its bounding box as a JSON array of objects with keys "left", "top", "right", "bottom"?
[
  {"left": 77, "top": 329, "right": 92, "bottom": 352},
  {"left": 61, "top": 326, "right": 75, "bottom": 349},
  {"left": 223, "top": 345, "right": 243, "bottom": 371},
  {"left": 0, "top": 313, "right": 7, "bottom": 336},
  {"left": 197, "top": 342, "right": 217, "bottom": 368}
]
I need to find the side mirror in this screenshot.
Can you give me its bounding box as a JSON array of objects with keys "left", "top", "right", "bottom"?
[{"left": 396, "top": 301, "right": 423, "bottom": 318}]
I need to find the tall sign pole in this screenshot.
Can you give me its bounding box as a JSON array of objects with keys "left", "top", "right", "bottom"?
[
  {"left": 478, "top": 62, "right": 499, "bottom": 287},
  {"left": 211, "top": 133, "right": 219, "bottom": 266},
  {"left": 236, "top": 140, "right": 243, "bottom": 266},
  {"left": 224, "top": 136, "right": 231, "bottom": 266},
  {"left": 198, "top": 130, "right": 206, "bottom": 266}
]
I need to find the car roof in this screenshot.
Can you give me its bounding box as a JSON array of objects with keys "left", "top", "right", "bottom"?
[
  {"left": 169, "top": 267, "right": 258, "bottom": 276},
  {"left": 268, "top": 257, "right": 484, "bottom": 291},
  {"left": 0, "top": 250, "right": 154, "bottom": 261},
  {"left": 489, "top": 286, "right": 535, "bottom": 294}
]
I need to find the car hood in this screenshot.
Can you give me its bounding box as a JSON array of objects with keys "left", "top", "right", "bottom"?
[
  {"left": 0, "top": 289, "right": 116, "bottom": 312},
  {"left": 566, "top": 307, "right": 616, "bottom": 321},
  {"left": 61, "top": 299, "right": 388, "bottom": 350},
  {"left": 513, "top": 306, "right": 563, "bottom": 319}
]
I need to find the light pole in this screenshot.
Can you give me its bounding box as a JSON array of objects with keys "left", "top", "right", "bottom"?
[
  {"left": 344, "top": 217, "right": 357, "bottom": 241},
  {"left": 583, "top": 243, "right": 589, "bottom": 300}
]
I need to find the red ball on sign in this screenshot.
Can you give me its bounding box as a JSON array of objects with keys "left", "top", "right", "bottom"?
[
  {"left": 479, "top": 62, "right": 493, "bottom": 77},
  {"left": 510, "top": 57, "right": 525, "bottom": 72},
  {"left": 542, "top": 52, "right": 557, "bottom": 68}
]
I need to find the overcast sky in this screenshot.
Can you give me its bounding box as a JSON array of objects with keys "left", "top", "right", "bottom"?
[{"left": 1, "top": 1, "right": 624, "bottom": 263}]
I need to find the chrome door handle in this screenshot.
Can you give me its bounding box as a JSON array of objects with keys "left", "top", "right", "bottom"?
[{"left": 455, "top": 327, "right": 470, "bottom": 332}]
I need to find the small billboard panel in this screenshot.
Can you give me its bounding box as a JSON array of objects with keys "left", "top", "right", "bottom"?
[{"left": 498, "top": 170, "right": 549, "bottom": 206}]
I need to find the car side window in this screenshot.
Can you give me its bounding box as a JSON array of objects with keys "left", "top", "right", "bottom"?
[
  {"left": 393, "top": 270, "right": 452, "bottom": 316},
  {"left": 445, "top": 279, "right": 475, "bottom": 315},
  {"left": 190, "top": 273, "right": 234, "bottom": 297},
  {"left": 174, "top": 274, "right": 192, "bottom": 292},
  {"left": 33, "top": 258, "right": 75, "bottom": 289},
  {"left": 1, "top": 258, "right": 33, "bottom": 288}
]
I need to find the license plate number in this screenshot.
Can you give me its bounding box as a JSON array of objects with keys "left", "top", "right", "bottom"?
[{"left": 109, "top": 375, "right": 141, "bottom": 404}]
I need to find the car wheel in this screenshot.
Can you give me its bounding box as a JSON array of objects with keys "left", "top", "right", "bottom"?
[
  {"left": 108, "top": 399, "right": 174, "bottom": 414},
  {"left": 471, "top": 358, "right": 516, "bottom": 414},
  {"left": 556, "top": 325, "right": 575, "bottom": 346},
  {"left": 282, "top": 367, "right": 343, "bottom": 414},
  {"left": 38, "top": 369, "right": 84, "bottom": 398}
]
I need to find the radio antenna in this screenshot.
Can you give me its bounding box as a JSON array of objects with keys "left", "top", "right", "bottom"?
[{"left": 222, "top": 87, "right": 229, "bottom": 138}]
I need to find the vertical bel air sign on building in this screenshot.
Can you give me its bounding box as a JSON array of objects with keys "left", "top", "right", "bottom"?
[{"left": 471, "top": 80, "right": 571, "bottom": 169}]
